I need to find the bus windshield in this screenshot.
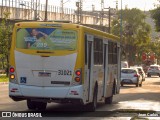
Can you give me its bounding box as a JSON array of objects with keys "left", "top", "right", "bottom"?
[{"left": 16, "top": 28, "right": 78, "bottom": 50}]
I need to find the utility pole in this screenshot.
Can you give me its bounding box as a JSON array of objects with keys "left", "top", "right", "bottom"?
[
  {"left": 76, "top": 0, "right": 83, "bottom": 24},
  {"left": 92, "top": 4, "right": 95, "bottom": 11},
  {"left": 61, "top": 0, "right": 64, "bottom": 19},
  {"left": 108, "top": 7, "right": 111, "bottom": 33},
  {"left": 100, "top": 0, "right": 104, "bottom": 26},
  {"left": 35, "top": 0, "right": 37, "bottom": 20},
  {"left": 80, "top": 0, "right": 82, "bottom": 24},
  {"left": 104, "top": 7, "right": 111, "bottom": 33},
  {"left": 76, "top": 2, "right": 79, "bottom": 23},
  {"left": 116, "top": 0, "right": 118, "bottom": 10},
  {"left": 44, "top": 0, "right": 48, "bottom": 21},
  {"left": 76, "top": 1, "right": 82, "bottom": 24},
  {"left": 120, "top": 0, "right": 122, "bottom": 44}
]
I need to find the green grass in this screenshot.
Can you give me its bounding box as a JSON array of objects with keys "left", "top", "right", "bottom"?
[{"left": 0, "top": 74, "right": 9, "bottom": 82}]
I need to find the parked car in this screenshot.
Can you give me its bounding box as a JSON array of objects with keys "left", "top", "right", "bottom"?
[
  {"left": 147, "top": 65, "right": 160, "bottom": 77},
  {"left": 121, "top": 68, "right": 143, "bottom": 87},
  {"left": 132, "top": 67, "right": 146, "bottom": 81}
]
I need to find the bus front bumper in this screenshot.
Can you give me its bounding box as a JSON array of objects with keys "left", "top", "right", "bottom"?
[{"left": 9, "top": 83, "right": 84, "bottom": 102}]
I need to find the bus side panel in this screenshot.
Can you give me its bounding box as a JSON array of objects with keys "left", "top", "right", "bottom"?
[
  {"left": 105, "top": 65, "right": 114, "bottom": 98},
  {"left": 94, "top": 65, "right": 104, "bottom": 101}
]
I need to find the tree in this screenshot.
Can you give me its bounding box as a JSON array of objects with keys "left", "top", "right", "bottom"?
[
  {"left": 150, "top": 7, "right": 160, "bottom": 32},
  {"left": 111, "top": 8, "right": 151, "bottom": 66},
  {"left": 0, "top": 12, "right": 12, "bottom": 76}
]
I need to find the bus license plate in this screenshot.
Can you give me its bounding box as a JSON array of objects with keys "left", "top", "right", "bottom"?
[{"left": 38, "top": 72, "right": 51, "bottom": 77}]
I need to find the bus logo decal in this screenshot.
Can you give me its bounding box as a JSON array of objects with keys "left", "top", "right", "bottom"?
[{"left": 20, "top": 77, "right": 27, "bottom": 84}]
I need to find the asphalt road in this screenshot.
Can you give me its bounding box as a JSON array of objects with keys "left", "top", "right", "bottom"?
[{"left": 0, "top": 77, "right": 160, "bottom": 120}]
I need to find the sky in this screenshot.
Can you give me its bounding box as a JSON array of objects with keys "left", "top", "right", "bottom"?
[{"left": 38, "top": 0, "right": 159, "bottom": 11}]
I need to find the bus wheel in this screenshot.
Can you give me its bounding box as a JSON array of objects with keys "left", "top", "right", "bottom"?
[
  {"left": 27, "top": 99, "right": 36, "bottom": 110},
  {"left": 105, "top": 95, "right": 113, "bottom": 104},
  {"left": 105, "top": 84, "right": 114, "bottom": 104},
  {"left": 87, "top": 86, "right": 98, "bottom": 112},
  {"left": 36, "top": 102, "right": 47, "bottom": 110}
]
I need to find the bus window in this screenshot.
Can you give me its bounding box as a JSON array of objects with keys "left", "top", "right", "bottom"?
[
  {"left": 16, "top": 28, "right": 78, "bottom": 50},
  {"left": 108, "top": 41, "right": 117, "bottom": 64},
  {"left": 94, "top": 37, "right": 103, "bottom": 65}
]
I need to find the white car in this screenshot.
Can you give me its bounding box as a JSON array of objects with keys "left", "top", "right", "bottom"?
[
  {"left": 147, "top": 65, "right": 160, "bottom": 77},
  {"left": 131, "top": 67, "right": 146, "bottom": 81},
  {"left": 121, "top": 68, "right": 143, "bottom": 87}
]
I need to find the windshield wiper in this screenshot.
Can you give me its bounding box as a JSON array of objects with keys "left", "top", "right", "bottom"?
[{"left": 36, "top": 51, "right": 54, "bottom": 53}]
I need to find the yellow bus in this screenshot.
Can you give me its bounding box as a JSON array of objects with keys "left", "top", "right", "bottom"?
[{"left": 9, "top": 21, "right": 121, "bottom": 111}]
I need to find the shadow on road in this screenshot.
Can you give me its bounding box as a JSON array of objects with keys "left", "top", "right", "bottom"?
[
  {"left": 120, "top": 86, "right": 137, "bottom": 89},
  {"left": 146, "top": 76, "right": 159, "bottom": 78},
  {"left": 33, "top": 102, "right": 114, "bottom": 117},
  {"left": 46, "top": 102, "right": 108, "bottom": 111},
  {"left": 114, "top": 92, "right": 160, "bottom": 102},
  {"left": 151, "top": 82, "right": 160, "bottom": 85}
]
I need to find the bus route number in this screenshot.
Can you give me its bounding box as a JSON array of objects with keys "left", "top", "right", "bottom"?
[
  {"left": 36, "top": 43, "right": 48, "bottom": 48},
  {"left": 58, "top": 70, "right": 72, "bottom": 76}
]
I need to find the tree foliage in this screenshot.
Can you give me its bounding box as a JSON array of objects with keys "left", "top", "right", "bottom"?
[
  {"left": 111, "top": 8, "right": 151, "bottom": 65},
  {"left": 150, "top": 7, "right": 160, "bottom": 32},
  {"left": 0, "top": 12, "right": 12, "bottom": 75}
]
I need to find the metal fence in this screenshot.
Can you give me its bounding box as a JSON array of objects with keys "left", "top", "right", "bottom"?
[
  {"left": 0, "top": 0, "right": 76, "bottom": 22},
  {"left": 0, "top": 0, "right": 111, "bottom": 26}
]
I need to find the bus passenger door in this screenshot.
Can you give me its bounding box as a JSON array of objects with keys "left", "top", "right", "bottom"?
[
  {"left": 85, "top": 34, "right": 94, "bottom": 102},
  {"left": 103, "top": 42, "right": 108, "bottom": 97}
]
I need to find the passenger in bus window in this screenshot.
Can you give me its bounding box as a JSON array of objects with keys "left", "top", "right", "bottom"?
[{"left": 27, "top": 28, "right": 48, "bottom": 48}]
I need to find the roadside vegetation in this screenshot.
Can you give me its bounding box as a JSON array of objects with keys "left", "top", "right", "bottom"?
[
  {"left": 0, "top": 12, "right": 12, "bottom": 77},
  {"left": 0, "top": 74, "right": 8, "bottom": 82},
  {"left": 111, "top": 8, "right": 160, "bottom": 66}
]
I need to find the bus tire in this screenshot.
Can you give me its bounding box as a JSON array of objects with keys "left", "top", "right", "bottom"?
[
  {"left": 87, "top": 85, "right": 98, "bottom": 112},
  {"left": 27, "top": 99, "right": 36, "bottom": 110},
  {"left": 105, "top": 83, "right": 114, "bottom": 104},
  {"left": 105, "top": 95, "right": 113, "bottom": 104},
  {"left": 36, "top": 102, "right": 47, "bottom": 110}
]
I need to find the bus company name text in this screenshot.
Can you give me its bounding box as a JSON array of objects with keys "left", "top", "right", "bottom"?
[{"left": 2, "top": 112, "right": 42, "bottom": 118}]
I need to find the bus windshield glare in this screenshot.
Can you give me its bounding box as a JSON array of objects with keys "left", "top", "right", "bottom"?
[{"left": 16, "top": 28, "right": 78, "bottom": 50}]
